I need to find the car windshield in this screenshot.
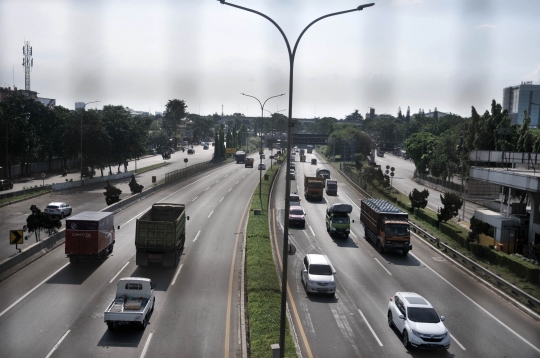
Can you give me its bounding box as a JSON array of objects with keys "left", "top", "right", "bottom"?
[
  {"left": 309, "top": 264, "right": 332, "bottom": 275},
  {"left": 290, "top": 209, "right": 304, "bottom": 216},
  {"left": 407, "top": 307, "right": 440, "bottom": 323},
  {"left": 385, "top": 225, "right": 410, "bottom": 237}
]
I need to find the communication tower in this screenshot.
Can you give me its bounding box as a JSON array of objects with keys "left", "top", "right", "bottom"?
[{"left": 22, "top": 41, "right": 33, "bottom": 91}]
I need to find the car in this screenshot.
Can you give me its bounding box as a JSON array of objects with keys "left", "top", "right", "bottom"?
[
  {"left": 289, "top": 205, "right": 305, "bottom": 228},
  {"left": 290, "top": 162, "right": 296, "bottom": 170},
  {"left": 258, "top": 163, "right": 266, "bottom": 170},
  {"left": 187, "top": 148, "right": 195, "bottom": 154},
  {"left": 169, "top": 148, "right": 175, "bottom": 153},
  {"left": 148, "top": 149, "right": 157, "bottom": 155},
  {"left": 44, "top": 202, "right": 72, "bottom": 218},
  {"left": 300, "top": 254, "right": 336, "bottom": 296},
  {"left": 291, "top": 156, "right": 295, "bottom": 162},
  {"left": 0, "top": 179, "right": 14, "bottom": 191},
  {"left": 388, "top": 292, "right": 450, "bottom": 350},
  {"left": 288, "top": 169, "right": 296, "bottom": 180},
  {"left": 290, "top": 193, "right": 301, "bottom": 206},
  {"left": 203, "top": 145, "right": 209, "bottom": 150},
  {"left": 311, "top": 158, "right": 317, "bottom": 165},
  {"left": 260, "top": 154, "right": 265, "bottom": 159}
]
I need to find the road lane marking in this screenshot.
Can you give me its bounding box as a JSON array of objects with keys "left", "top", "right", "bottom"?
[
  {"left": 272, "top": 209, "right": 314, "bottom": 358},
  {"left": 44, "top": 329, "right": 71, "bottom": 358},
  {"left": 140, "top": 332, "right": 154, "bottom": 358},
  {"left": 449, "top": 333, "right": 466, "bottom": 350},
  {"left": 208, "top": 210, "right": 214, "bottom": 218},
  {"left": 193, "top": 230, "right": 201, "bottom": 242},
  {"left": 410, "top": 252, "right": 540, "bottom": 354},
  {"left": 341, "top": 192, "right": 360, "bottom": 209},
  {"left": 192, "top": 196, "right": 198, "bottom": 202},
  {"left": 0, "top": 262, "right": 69, "bottom": 318},
  {"left": 205, "top": 187, "right": 211, "bottom": 191},
  {"left": 357, "top": 309, "right": 383, "bottom": 347},
  {"left": 225, "top": 175, "right": 229, "bottom": 177},
  {"left": 171, "top": 264, "right": 184, "bottom": 286},
  {"left": 374, "top": 258, "right": 392, "bottom": 276},
  {"left": 216, "top": 180, "right": 221, "bottom": 183},
  {"left": 228, "top": 188, "right": 232, "bottom": 192},
  {"left": 349, "top": 231, "right": 357, "bottom": 239},
  {"left": 236, "top": 181, "right": 240, "bottom": 184},
  {"left": 220, "top": 197, "right": 224, "bottom": 203},
  {"left": 109, "top": 261, "right": 130, "bottom": 284}
]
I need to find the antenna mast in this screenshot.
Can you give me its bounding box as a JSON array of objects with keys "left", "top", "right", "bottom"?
[{"left": 22, "top": 41, "right": 33, "bottom": 90}]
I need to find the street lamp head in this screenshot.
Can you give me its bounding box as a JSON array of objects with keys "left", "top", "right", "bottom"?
[
  {"left": 357, "top": 3, "right": 375, "bottom": 10},
  {"left": 218, "top": 0, "right": 225, "bottom": 3}
]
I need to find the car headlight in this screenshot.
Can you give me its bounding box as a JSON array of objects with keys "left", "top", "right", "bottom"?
[
  {"left": 411, "top": 329, "right": 424, "bottom": 338},
  {"left": 308, "top": 279, "right": 315, "bottom": 285},
  {"left": 330, "top": 227, "right": 336, "bottom": 231}
]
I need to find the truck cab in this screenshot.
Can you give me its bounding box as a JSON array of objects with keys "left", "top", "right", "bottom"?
[{"left": 325, "top": 203, "right": 354, "bottom": 237}]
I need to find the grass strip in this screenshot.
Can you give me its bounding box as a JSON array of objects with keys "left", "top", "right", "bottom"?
[
  {"left": 246, "top": 162, "right": 297, "bottom": 358},
  {"left": 0, "top": 188, "right": 52, "bottom": 205}
]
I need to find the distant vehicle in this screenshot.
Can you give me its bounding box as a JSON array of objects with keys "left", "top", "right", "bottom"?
[
  {"left": 104, "top": 277, "right": 155, "bottom": 330},
  {"left": 290, "top": 162, "right": 296, "bottom": 170},
  {"left": 300, "top": 254, "right": 336, "bottom": 296},
  {"left": 307, "top": 145, "right": 314, "bottom": 154},
  {"left": 187, "top": 148, "right": 195, "bottom": 154},
  {"left": 169, "top": 148, "right": 176, "bottom": 153},
  {"left": 300, "top": 155, "right": 306, "bottom": 162},
  {"left": 148, "top": 149, "right": 157, "bottom": 155},
  {"left": 81, "top": 166, "right": 96, "bottom": 178},
  {"left": 45, "top": 202, "right": 72, "bottom": 218},
  {"left": 289, "top": 169, "right": 296, "bottom": 180},
  {"left": 0, "top": 179, "right": 14, "bottom": 191},
  {"left": 260, "top": 154, "right": 265, "bottom": 159},
  {"left": 304, "top": 175, "right": 324, "bottom": 201},
  {"left": 65, "top": 211, "right": 115, "bottom": 263},
  {"left": 245, "top": 158, "right": 254, "bottom": 168},
  {"left": 290, "top": 193, "right": 301, "bottom": 206},
  {"left": 291, "top": 156, "right": 295, "bottom": 162},
  {"left": 258, "top": 163, "right": 266, "bottom": 170},
  {"left": 289, "top": 205, "right": 306, "bottom": 228},
  {"left": 311, "top": 158, "right": 317, "bottom": 165},
  {"left": 388, "top": 292, "right": 450, "bottom": 350},
  {"left": 203, "top": 145, "right": 209, "bottom": 150},
  {"left": 235, "top": 151, "right": 247, "bottom": 164},
  {"left": 377, "top": 150, "right": 385, "bottom": 157},
  {"left": 326, "top": 179, "right": 338, "bottom": 195}
]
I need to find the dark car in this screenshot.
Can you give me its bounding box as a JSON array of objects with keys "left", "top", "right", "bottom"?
[
  {"left": 203, "top": 145, "right": 209, "bottom": 150},
  {"left": 289, "top": 205, "right": 306, "bottom": 228},
  {"left": 188, "top": 148, "right": 195, "bottom": 154},
  {"left": 0, "top": 179, "right": 14, "bottom": 191}
]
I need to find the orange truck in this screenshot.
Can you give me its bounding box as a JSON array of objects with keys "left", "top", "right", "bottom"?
[
  {"left": 304, "top": 175, "right": 324, "bottom": 201},
  {"left": 65, "top": 211, "right": 115, "bottom": 264}
]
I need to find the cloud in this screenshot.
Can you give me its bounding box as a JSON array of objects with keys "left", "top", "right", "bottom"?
[
  {"left": 477, "top": 24, "right": 496, "bottom": 30},
  {"left": 392, "top": 0, "right": 424, "bottom": 6},
  {"left": 524, "top": 63, "right": 540, "bottom": 84}
]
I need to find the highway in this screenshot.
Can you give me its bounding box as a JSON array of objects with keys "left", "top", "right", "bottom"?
[
  {"left": 0, "top": 148, "right": 267, "bottom": 358},
  {"left": 271, "top": 149, "right": 540, "bottom": 357}
]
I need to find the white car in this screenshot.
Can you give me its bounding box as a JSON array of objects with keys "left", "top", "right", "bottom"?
[
  {"left": 258, "top": 163, "right": 266, "bottom": 170},
  {"left": 388, "top": 292, "right": 450, "bottom": 350},
  {"left": 300, "top": 254, "right": 336, "bottom": 296},
  {"left": 45, "top": 202, "right": 72, "bottom": 218}
]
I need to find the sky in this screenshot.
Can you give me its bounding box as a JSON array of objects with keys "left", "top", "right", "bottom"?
[{"left": 1, "top": 0, "right": 540, "bottom": 120}]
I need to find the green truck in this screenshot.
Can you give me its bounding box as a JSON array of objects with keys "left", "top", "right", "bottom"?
[
  {"left": 326, "top": 203, "right": 354, "bottom": 237},
  {"left": 136, "top": 203, "right": 189, "bottom": 267}
]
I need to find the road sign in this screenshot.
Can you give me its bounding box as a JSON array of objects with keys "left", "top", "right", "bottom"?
[
  {"left": 41, "top": 172, "right": 46, "bottom": 178},
  {"left": 184, "top": 158, "right": 188, "bottom": 163},
  {"left": 10, "top": 230, "right": 24, "bottom": 245}
]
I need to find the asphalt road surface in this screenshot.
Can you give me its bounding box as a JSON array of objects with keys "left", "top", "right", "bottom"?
[
  {"left": 0, "top": 149, "right": 270, "bottom": 358},
  {"left": 270, "top": 149, "right": 540, "bottom": 358}
]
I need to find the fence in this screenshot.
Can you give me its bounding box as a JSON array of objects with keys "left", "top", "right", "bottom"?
[
  {"left": 165, "top": 159, "right": 226, "bottom": 183},
  {"left": 8, "top": 158, "right": 77, "bottom": 178}
]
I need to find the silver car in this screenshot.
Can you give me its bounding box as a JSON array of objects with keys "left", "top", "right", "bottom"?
[
  {"left": 300, "top": 254, "right": 336, "bottom": 296},
  {"left": 44, "top": 202, "right": 72, "bottom": 218}
]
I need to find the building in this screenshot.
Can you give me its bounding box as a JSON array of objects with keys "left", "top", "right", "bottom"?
[
  {"left": 502, "top": 81, "right": 540, "bottom": 127},
  {"left": 0, "top": 86, "right": 56, "bottom": 107}
]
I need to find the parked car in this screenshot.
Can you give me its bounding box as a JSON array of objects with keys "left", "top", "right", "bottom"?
[
  {"left": 258, "top": 163, "right": 266, "bottom": 170},
  {"left": 148, "top": 149, "right": 157, "bottom": 155},
  {"left": 300, "top": 254, "right": 336, "bottom": 296},
  {"left": 187, "top": 148, "right": 195, "bottom": 154},
  {"left": 169, "top": 148, "right": 175, "bottom": 153},
  {"left": 388, "top": 292, "right": 450, "bottom": 350},
  {"left": 0, "top": 179, "right": 14, "bottom": 191},
  {"left": 81, "top": 167, "right": 96, "bottom": 178},
  {"left": 45, "top": 202, "right": 72, "bottom": 218},
  {"left": 289, "top": 205, "right": 305, "bottom": 228},
  {"left": 203, "top": 145, "right": 209, "bottom": 150},
  {"left": 291, "top": 155, "right": 295, "bottom": 162}
]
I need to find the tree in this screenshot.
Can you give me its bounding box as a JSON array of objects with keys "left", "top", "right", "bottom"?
[
  {"left": 353, "top": 153, "right": 365, "bottom": 171},
  {"left": 437, "top": 192, "right": 463, "bottom": 222},
  {"left": 409, "top": 188, "right": 429, "bottom": 210},
  {"left": 397, "top": 107, "right": 403, "bottom": 120},
  {"left": 129, "top": 174, "right": 144, "bottom": 194},
  {"left": 164, "top": 99, "right": 188, "bottom": 147},
  {"left": 345, "top": 109, "right": 363, "bottom": 122},
  {"left": 26, "top": 205, "right": 46, "bottom": 242},
  {"left": 468, "top": 216, "right": 491, "bottom": 243},
  {"left": 104, "top": 180, "right": 122, "bottom": 205},
  {"left": 516, "top": 110, "right": 534, "bottom": 152},
  {"left": 405, "top": 106, "right": 411, "bottom": 122},
  {"left": 316, "top": 117, "right": 336, "bottom": 135}
]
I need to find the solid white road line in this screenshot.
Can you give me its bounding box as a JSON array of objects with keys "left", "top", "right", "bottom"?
[
  {"left": 220, "top": 197, "right": 224, "bottom": 203},
  {"left": 342, "top": 192, "right": 360, "bottom": 209},
  {"left": 236, "top": 181, "right": 240, "bottom": 184},
  {"left": 205, "top": 187, "right": 210, "bottom": 191},
  {"left": 193, "top": 230, "right": 201, "bottom": 242},
  {"left": 44, "top": 329, "right": 71, "bottom": 358},
  {"left": 410, "top": 252, "right": 540, "bottom": 354},
  {"left": 374, "top": 258, "right": 392, "bottom": 276},
  {"left": 171, "top": 264, "right": 184, "bottom": 286},
  {"left": 208, "top": 210, "right": 214, "bottom": 218},
  {"left": 228, "top": 188, "right": 232, "bottom": 192},
  {"left": 349, "top": 231, "right": 357, "bottom": 239},
  {"left": 449, "top": 333, "right": 466, "bottom": 350},
  {"left": 109, "top": 261, "right": 130, "bottom": 284},
  {"left": 309, "top": 225, "right": 315, "bottom": 236},
  {"left": 192, "top": 196, "right": 198, "bottom": 202},
  {"left": 0, "top": 262, "right": 69, "bottom": 318},
  {"left": 140, "top": 332, "right": 154, "bottom": 358},
  {"left": 357, "top": 309, "right": 383, "bottom": 347}
]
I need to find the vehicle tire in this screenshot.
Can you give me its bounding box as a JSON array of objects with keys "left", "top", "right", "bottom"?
[
  {"left": 107, "top": 322, "right": 114, "bottom": 330},
  {"left": 377, "top": 240, "right": 384, "bottom": 253},
  {"left": 387, "top": 311, "right": 393, "bottom": 328},
  {"left": 60, "top": 212, "right": 65, "bottom": 219},
  {"left": 402, "top": 249, "right": 409, "bottom": 255},
  {"left": 69, "top": 256, "right": 77, "bottom": 264},
  {"left": 68, "top": 209, "right": 72, "bottom": 216},
  {"left": 402, "top": 330, "right": 410, "bottom": 348},
  {"left": 141, "top": 318, "right": 147, "bottom": 330},
  {"left": 151, "top": 298, "right": 155, "bottom": 313}
]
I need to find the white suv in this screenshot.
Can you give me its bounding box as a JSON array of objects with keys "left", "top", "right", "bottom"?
[
  {"left": 44, "top": 202, "right": 72, "bottom": 219},
  {"left": 300, "top": 254, "right": 336, "bottom": 296},
  {"left": 388, "top": 292, "right": 450, "bottom": 350}
]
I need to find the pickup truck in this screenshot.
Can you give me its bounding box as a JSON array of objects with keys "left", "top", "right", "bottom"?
[{"left": 104, "top": 277, "right": 155, "bottom": 330}]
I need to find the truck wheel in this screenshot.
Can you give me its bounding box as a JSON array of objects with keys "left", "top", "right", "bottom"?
[
  {"left": 69, "top": 256, "right": 78, "bottom": 264},
  {"left": 151, "top": 298, "right": 155, "bottom": 313},
  {"left": 402, "top": 249, "right": 409, "bottom": 255},
  {"left": 141, "top": 318, "right": 147, "bottom": 330},
  {"left": 377, "top": 241, "right": 384, "bottom": 254},
  {"left": 107, "top": 322, "right": 114, "bottom": 330}
]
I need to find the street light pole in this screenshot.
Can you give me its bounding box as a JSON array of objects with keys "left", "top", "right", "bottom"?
[
  {"left": 219, "top": 2, "right": 375, "bottom": 356},
  {"left": 265, "top": 108, "right": 286, "bottom": 169},
  {"left": 241, "top": 93, "right": 285, "bottom": 200},
  {"left": 80, "top": 101, "right": 100, "bottom": 183}
]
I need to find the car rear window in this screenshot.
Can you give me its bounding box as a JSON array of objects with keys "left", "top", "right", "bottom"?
[
  {"left": 47, "top": 205, "right": 59, "bottom": 209},
  {"left": 309, "top": 264, "right": 332, "bottom": 275},
  {"left": 290, "top": 209, "right": 304, "bottom": 216}
]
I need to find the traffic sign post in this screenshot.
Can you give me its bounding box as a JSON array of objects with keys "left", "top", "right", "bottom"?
[
  {"left": 10, "top": 230, "right": 24, "bottom": 253},
  {"left": 184, "top": 158, "right": 188, "bottom": 168},
  {"left": 41, "top": 172, "right": 46, "bottom": 187}
]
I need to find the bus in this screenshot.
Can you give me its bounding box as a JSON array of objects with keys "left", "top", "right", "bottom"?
[{"left": 307, "top": 145, "right": 313, "bottom": 153}]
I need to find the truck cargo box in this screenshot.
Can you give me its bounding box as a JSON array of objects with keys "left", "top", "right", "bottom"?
[{"left": 65, "top": 211, "right": 115, "bottom": 259}]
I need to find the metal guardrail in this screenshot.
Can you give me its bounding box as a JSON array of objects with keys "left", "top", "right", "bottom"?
[
  {"left": 409, "top": 221, "right": 540, "bottom": 310},
  {"left": 337, "top": 167, "right": 540, "bottom": 312}
]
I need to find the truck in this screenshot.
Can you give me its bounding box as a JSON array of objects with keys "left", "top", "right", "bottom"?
[
  {"left": 326, "top": 179, "right": 338, "bottom": 195},
  {"left": 65, "top": 211, "right": 115, "bottom": 264},
  {"left": 300, "top": 148, "right": 305, "bottom": 156},
  {"left": 104, "top": 277, "right": 155, "bottom": 330},
  {"left": 135, "top": 203, "right": 189, "bottom": 267},
  {"left": 300, "top": 155, "right": 306, "bottom": 162},
  {"left": 360, "top": 199, "right": 412, "bottom": 255},
  {"left": 316, "top": 168, "right": 331, "bottom": 181},
  {"left": 304, "top": 175, "right": 324, "bottom": 201},
  {"left": 307, "top": 145, "right": 313, "bottom": 153},
  {"left": 326, "top": 203, "right": 354, "bottom": 237},
  {"left": 245, "top": 157, "right": 254, "bottom": 168},
  {"left": 235, "top": 151, "right": 247, "bottom": 164}
]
